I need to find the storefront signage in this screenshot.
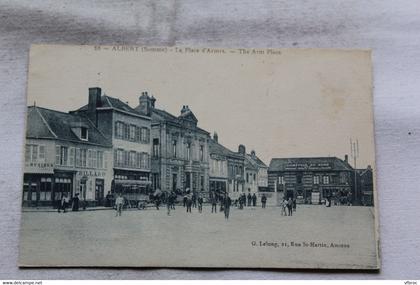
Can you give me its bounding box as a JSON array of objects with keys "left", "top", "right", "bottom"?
[
  {"left": 77, "top": 170, "right": 106, "bottom": 177},
  {"left": 25, "top": 162, "right": 54, "bottom": 174},
  {"left": 284, "top": 163, "right": 332, "bottom": 170}
]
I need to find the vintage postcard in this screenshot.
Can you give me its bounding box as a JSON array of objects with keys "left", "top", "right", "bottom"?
[{"left": 19, "top": 45, "right": 379, "bottom": 269}]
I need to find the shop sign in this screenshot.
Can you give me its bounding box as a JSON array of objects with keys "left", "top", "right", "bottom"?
[
  {"left": 77, "top": 170, "right": 106, "bottom": 177},
  {"left": 25, "top": 162, "right": 54, "bottom": 174},
  {"left": 285, "top": 163, "right": 332, "bottom": 170}
]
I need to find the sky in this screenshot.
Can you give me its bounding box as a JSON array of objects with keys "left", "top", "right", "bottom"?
[{"left": 27, "top": 45, "right": 375, "bottom": 168}]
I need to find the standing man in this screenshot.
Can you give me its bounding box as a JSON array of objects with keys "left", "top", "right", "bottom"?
[
  {"left": 211, "top": 193, "right": 217, "bottom": 213},
  {"left": 166, "top": 192, "right": 173, "bottom": 216},
  {"left": 115, "top": 193, "right": 124, "bottom": 217},
  {"left": 198, "top": 194, "right": 203, "bottom": 213},
  {"left": 224, "top": 194, "right": 232, "bottom": 220},
  {"left": 287, "top": 197, "right": 293, "bottom": 216},
  {"left": 192, "top": 192, "right": 197, "bottom": 208},
  {"left": 72, "top": 193, "right": 80, "bottom": 211},
  {"left": 252, "top": 193, "right": 257, "bottom": 207},
  {"left": 281, "top": 198, "right": 287, "bottom": 216},
  {"left": 261, "top": 194, "right": 267, "bottom": 209},
  {"left": 186, "top": 191, "right": 193, "bottom": 213},
  {"left": 247, "top": 193, "right": 252, "bottom": 207}
]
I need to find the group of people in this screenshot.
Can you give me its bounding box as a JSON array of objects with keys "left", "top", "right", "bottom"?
[
  {"left": 281, "top": 197, "right": 297, "bottom": 216},
  {"left": 57, "top": 193, "right": 81, "bottom": 213}
]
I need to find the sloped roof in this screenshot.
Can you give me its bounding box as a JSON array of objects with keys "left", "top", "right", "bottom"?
[
  {"left": 245, "top": 154, "right": 268, "bottom": 169},
  {"left": 244, "top": 155, "right": 258, "bottom": 171},
  {"left": 209, "top": 139, "right": 243, "bottom": 159},
  {"left": 75, "top": 95, "right": 141, "bottom": 117},
  {"left": 269, "top": 157, "right": 353, "bottom": 172},
  {"left": 27, "top": 106, "right": 112, "bottom": 147}
]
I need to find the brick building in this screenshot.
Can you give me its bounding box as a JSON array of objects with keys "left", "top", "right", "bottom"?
[
  {"left": 268, "top": 156, "right": 354, "bottom": 204},
  {"left": 23, "top": 105, "right": 113, "bottom": 207},
  {"left": 72, "top": 87, "right": 152, "bottom": 200}
]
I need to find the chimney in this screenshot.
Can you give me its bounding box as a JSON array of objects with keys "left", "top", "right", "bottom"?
[
  {"left": 150, "top": 96, "right": 156, "bottom": 108},
  {"left": 344, "top": 154, "right": 348, "bottom": 163},
  {"left": 213, "top": 132, "right": 218, "bottom": 143},
  {"left": 251, "top": 150, "right": 256, "bottom": 157},
  {"left": 88, "top": 87, "right": 101, "bottom": 111},
  {"left": 181, "top": 105, "right": 190, "bottom": 114},
  {"left": 138, "top": 91, "right": 152, "bottom": 115},
  {"left": 238, "top": 144, "right": 246, "bottom": 155}
]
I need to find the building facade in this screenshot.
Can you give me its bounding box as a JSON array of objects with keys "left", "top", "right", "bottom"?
[
  {"left": 268, "top": 156, "right": 354, "bottom": 204},
  {"left": 135, "top": 93, "right": 210, "bottom": 196},
  {"left": 23, "top": 106, "right": 113, "bottom": 207},
  {"left": 72, "top": 87, "right": 152, "bottom": 200},
  {"left": 356, "top": 166, "right": 374, "bottom": 206},
  {"left": 208, "top": 133, "right": 229, "bottom": 196}
]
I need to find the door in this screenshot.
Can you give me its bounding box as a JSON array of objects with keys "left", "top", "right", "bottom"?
[
  {"left": 95, "top": 179, "right": 104, "bottom": 206},
  {"left": 172, "top": 173, "right": 177, "bottom": 191}
]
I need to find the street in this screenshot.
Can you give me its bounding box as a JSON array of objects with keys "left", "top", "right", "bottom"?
[{"left": 19, "top": 204, "right": 378, "bottom": 269}]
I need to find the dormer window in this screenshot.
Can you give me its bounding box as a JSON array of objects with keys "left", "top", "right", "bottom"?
[{"left": 81, "top": 127, "right": 88, "bottom": 141}]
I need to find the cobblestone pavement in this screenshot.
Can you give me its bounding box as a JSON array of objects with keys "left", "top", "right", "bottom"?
[{"left": 19, "top": 204, "right": 378, "bottom": 269}]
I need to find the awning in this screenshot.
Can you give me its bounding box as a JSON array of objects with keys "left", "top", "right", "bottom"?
[{"left": 115, "top": 179, "right": 152, "bottom": 186}]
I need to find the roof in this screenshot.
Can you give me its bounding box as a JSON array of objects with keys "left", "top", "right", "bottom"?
[
  {"left": 247, "top": 154, "right": 268, "bottom": 168},
  {"left": 26, "top": 106, "right": 112, "bottom": 147},
  {"left": 244, "top": 155, "right": 258, "bottom": 171},
  {"left": 269, "top": 157, "right": 353, "bottom": 172},
  {"left": 150, "top": 107, "right": 210, "bottom": 135},
  {"left": 209, "top": 139, "right": 243, "bottom": 159},
  {"left": 75, "top": 95, "right": 145, "bottom": 118}
]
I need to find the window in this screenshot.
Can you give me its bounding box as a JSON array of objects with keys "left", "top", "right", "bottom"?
[
  {"left": 26, "top": 144, "right": 45, "bottom": 163},
  {"left": 239, "top": 166, "right": 243, "bottom": 175},
  {"left": 278, "top": 176, "right": 285, "bottom": 185},
  {"left": 97, "top": 151, "right": 104, "bottom": 168},
  {"left": 124, "top": 150, "right": 129, "bottom": 166},
  {"left": 75, "top": 148, "right": 81, "bottom": 167},
  {"left": 129, "top": 125, "right": 136, "bottom": 141},
  {"left": 39, "top": 177, "right": 52, "bottom": 201},
  {"left": 172, "top": 140, "right": 177, "bottom": 158},
  {"left": 135, "top": 126, "right": 141, "bottom": 142},
  {"left": 323, "top": 176, "right": 329, "bottom": 184},
  {"left": 80, "top": 149, "right": 87, "bottom": 167},
  {"left": 200, "top": 176, "right": 204, "bottom": 191},
  {"left": 92, "top": 150, "right": 97, "bottom": 168},
  {"left": 87, "top": 149, "right": 92, "bottom": 168},
  {"left": 246, "top": 173, "right": 249, "bottom": 183},
  {"left": 199, "top": 145, "right": 204, "bottom": 161},
  {"left": 153, "top": 139, "right": 159, "bottom": 157},
  {"left": 81, "top": 127, "right": 88, "bottom": 140},
  {"left": 186, "top": 143, "right": 191, "bottom": 161},
  {"left": 129, "top": 151, "right": 136, "bottom": 168},
  {"left": 313, "top": 175, "right": 320, "bottom": 184},
  {"left": 39, "top": 145, "right": 45, "bottom": 162},
  {"left": 141, "top": 128, "right": 147, "bottom": 142},
  {"left": 60, "top": 146, "right": 68, "bottom": 166},
  {"left": 69, "top": 147, "right": 75, "bottom": 167},
  {"left": 253, "top": 173, "right": 256, "bottom": 181},
  {"left": 296, "top": 174, "right": 302, "bottom": 184},
  {"left": 115, "top": 121, "right": 124, "bottom": 139}
]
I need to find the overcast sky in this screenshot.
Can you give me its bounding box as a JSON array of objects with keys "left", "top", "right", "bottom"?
[{"left": 27, "top": 45, "right": 375, "bottom": 168}]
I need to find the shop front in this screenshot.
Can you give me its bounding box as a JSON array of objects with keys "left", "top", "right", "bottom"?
[{"left": 112, "top": 169, "right": 151, "bottom": 204}]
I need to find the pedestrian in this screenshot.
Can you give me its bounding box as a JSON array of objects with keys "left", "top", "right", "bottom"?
[
  {"left": 293, "top": 198, "right": 297, "bottom": 212},
  {"left": 252, "top": 193, "right": 257, "bottom": 207},
  {"left": 58, "top": 193, "right": 68, "bottom": 213},
  {"left": 239, "top": 195, "right": 244, "bottom": 209},
  {"left": 166, "top": 192, "right": 173, "bottom": 216},
  {"left": 281, "top": 198, "right": 287, "bottom": 216},
  {"left": 261, "top": 194, "right": 267, "bottom": 209},
  {"left": 287, "top": 197, "right": 293, "bottom": 216},
  {"left": 326, "top": 196, "right": 331, "bottom": 207},
  {"left": 224, "top": 195, "right": 232, "bottom": 220},
  {"left": 219, "top": 195, "right": 224, "bottom": 212},
  {"left": 115, "top": 193, "right": 124, "bottom": 217},
  {"left": 198, "top": 195, "right": 203, "bottom": 213},
  {"left": 192, "top": 192, "right": 197, "bottom": 208},
  {"left": 183, "top": 194, "right": 187, "bottom": 208},
  {"left": 171, "top": 191, "right": 177, "bottom": 209},
  {"left": 247, "top": 193, "right": 252, "bottom": 207},
  {"left": 186, "top": 192, "right": 192, "bottom": 213},
  {"left": 72, "top": 193, "right": 80, "bottom": 211},
  {"left": 211, "top": 193, "right": 217, "bottom": 213}
]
